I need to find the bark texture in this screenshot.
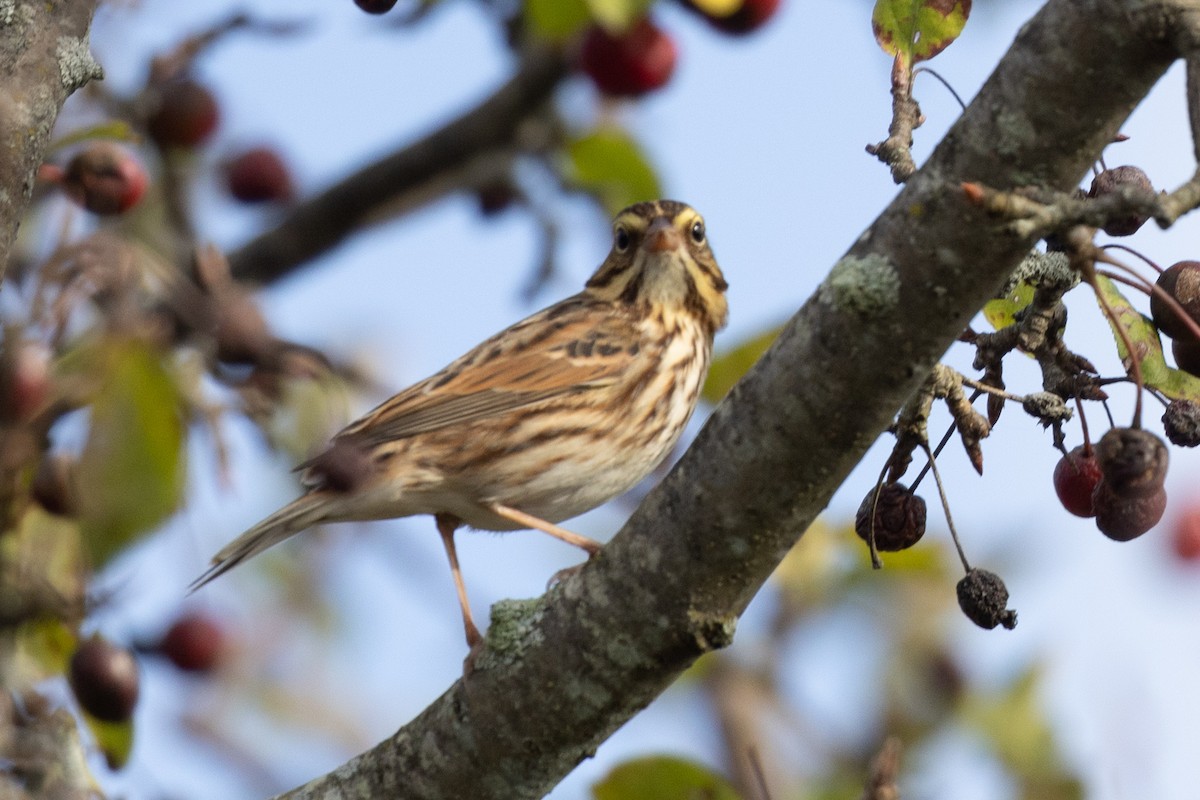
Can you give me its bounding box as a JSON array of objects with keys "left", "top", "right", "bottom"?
[
  {"left": 0, "top": 0, "right": 101, "bottom": 278},
  {"left": 280, "top": 1, "right": 1196, "bottom": 798}
]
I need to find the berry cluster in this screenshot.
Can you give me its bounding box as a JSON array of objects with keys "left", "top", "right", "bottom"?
[{"left": 855, "top": 160, "right": 1200, "bottom": 629}]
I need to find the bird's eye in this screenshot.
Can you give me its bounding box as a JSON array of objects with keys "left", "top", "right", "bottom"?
[
  {"left": 690, "top": 219, "right": 706, "bottom": 244},
  {"left": 614, "top": 226, "right": 631, "bottom": 252}
]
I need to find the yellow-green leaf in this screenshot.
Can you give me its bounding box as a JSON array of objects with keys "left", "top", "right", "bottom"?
[
  {"left": 48, "top": 121, "right": 140, "bottom": 154},
  {"left": 702, "top": 325, "right": 781, "bottom": 404},
  {"left": 584, "top": 0, "right": 653, "bottom": 32},
  {"left": 12, "top": 619, "right": 78, "bottom": 687},
  {"left": 525, "top": 0, "right": 591, "bottom": 40},
  {"left": 76, "top": 340, "right": 185, "bottom": 568},
  {"left": 872, "top": 0, "right": 972, "bottom": 64},
  {"left": 982, "top": 281, "right": 1035, "bottom": 331},
  {"left": 1094, "top": 275, "right": 1200, "bottom": 400},
  {"left": 84, "top": 713, "right": 135, "bottom": 770},
  {"left": 593, "top": 755, "right": 743, "bottom": 800},
  {"left": 564, "top": 128, "right": 661, "bottom": 216}
]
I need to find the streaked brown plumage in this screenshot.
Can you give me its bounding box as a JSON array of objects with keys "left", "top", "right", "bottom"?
[{"left": 191, "top": 200, "right": 728, "bottom": 646}]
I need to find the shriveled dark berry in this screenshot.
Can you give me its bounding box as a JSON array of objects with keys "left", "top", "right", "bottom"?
[
  {"left": 854, "top": 482, "right": 926, "bottom": 552},
  {"left": 1150, "top": 261, "right": 1200, "bottom": 342},
  {"left": 1094, "top": 427, "right": 1168, "bottom": 498},
  {"left": 1053, "top": 445, "right": 1102, "bottom": 517},
  {"left": 1093, "top": 481, "right": 1166, "bottom": 541},
  {"left": 956, "top": 568, "right": 1017, "bottom": 630},
  {"left": 1163, "top": 399, "right": 1200, "bottom": 447},
  {"left": 69, "top": 636, "right": 139, "bottom": 722},
  {"left": 1087, "top": 165, "right": 1153, "bottom": 236},
  {"left": 1173, "top": 338, "right": 1200, "bottom": 377}
]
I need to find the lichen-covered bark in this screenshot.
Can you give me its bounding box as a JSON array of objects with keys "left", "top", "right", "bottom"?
[
  {"left": 0, "top": 0, "right": 101, "bottom": 279},
  {"left": 280, "top": 2, "right": 1195, "bottom": 799}
]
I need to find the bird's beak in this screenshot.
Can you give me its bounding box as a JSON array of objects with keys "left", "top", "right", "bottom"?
[{"left": 643, "top": 217, "right": 682, "bottom": 254}]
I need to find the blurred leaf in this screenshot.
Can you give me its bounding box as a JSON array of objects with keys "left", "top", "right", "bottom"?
[
  {"left": 48, "top": 121, "right": 140, "bottom": 154},
  {"left": 961, "top": 667, "right": 1083, "bottom": 800},
  {"left": 872, "top": 0, "right": 972, "bottom": 64},
  {"left": 525, "top": 0, "right": 591, "bottom": 40},
  {"left": 593, "top": 755, "right": 743, "bottom": 800},
  {"left": 584, "top": 0, "right": 654, "bottom": 31},
  {"left": 83, "top": 713, "right": 134, "bottom": 770},
  {"left": 2, "top": 506, "right": 86, "bottom": 599},
  {"left": 1094, "top": 275, "right": 1200, "bottom": 400},
  {"left": 76, "top": 340, "right": 185, "bottom": 568},
  {"left": 982, "top": 282, "right": 1035, "bottom": 330},
  {"left": 564, "top": 128, "right": 661, "bottom": 216},
  {"left": 702, "top": 325, "right": 781, "bottom": 404},
  {"left": 13, "top": 619, "right": 77, "bottom": 686}
]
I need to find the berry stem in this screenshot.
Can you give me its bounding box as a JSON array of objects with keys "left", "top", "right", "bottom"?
[
  {"left": 921, "top": 442, "right": 971, "bottom": 573},
  {"left": 912, "top": 67, "right": 967, "bottom": 112},
  {"left": 1101, "top": 243, "right": 1165, "bottom": 275}
]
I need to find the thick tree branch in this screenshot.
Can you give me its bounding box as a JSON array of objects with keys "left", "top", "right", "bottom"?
[
  {"left": 0, "top": 0, "right": 102, "bottom": 280},
  {"left": 274, "top": 2, "right": 1191, "bottom": 798},
  {"left": 226, "top": 45, "right": 569, "bottom": 285}
]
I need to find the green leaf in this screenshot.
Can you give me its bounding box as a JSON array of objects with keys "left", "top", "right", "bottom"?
[
  {"left": 76, "top": 340, "right": 185, "bottom": 568},
  {"left": 564, "top": 128, "right": 661, "bottom": 217},
  {"left": 1094, "top": 275, "right": 1200, "bottom": 400},
  {"left": 872, "top": 0, "right": 972, "bottom": 64},
  {"left": 584, "top": 0, "right": 654, "bottom": 31},
  {"left": 525, "top": 0, "right": 591, "bottom": 40},
  {"left": 48, "top": 121, "right": 140, "bottom": 154},
  {"left": 982, "top": 282, "right": 1035, "bottom": 331},
  {"left": 702, "top": 325, "right": 781, "bottom": 404},
  {"left": 593, "top": 755, "right": 743, "bottom": 800},
  {"left": 83, "top": 713, "right": 135, "bottom": 770}
]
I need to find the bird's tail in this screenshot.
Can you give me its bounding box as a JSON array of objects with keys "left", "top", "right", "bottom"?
[{"left": 189, "top": 493, "right": 331, "bottom": 592}]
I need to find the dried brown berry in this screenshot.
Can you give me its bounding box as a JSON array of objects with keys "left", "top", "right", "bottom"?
[
  {"left": 1150, "top": 261, "right": 1200, "bottom": 342},
  {"left": 854, "top": 482, "right": 926, "bottom": 551},
  {"left": 1163, "top": 399, "right": 1200, "bottom": 447},
  {"left": 956, "top": 568, "right": 1017, "bottom": 630},
  {"left": 1093, "top": 481, "right": 1166, "bottom": 541},
  {"left": 1094, "top": 427, "right": 1168, "bottom": 498},
  {"left": 1087, "top": 165, "right": 1153, "bottom": 236},
  {"left": 1173, "top": 338, "right": 1200, "bottom": 377},
  {"left": 69, "top": 636, "right": 139, "bottom": 722}
]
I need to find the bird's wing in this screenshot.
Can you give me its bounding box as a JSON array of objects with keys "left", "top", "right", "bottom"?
[{"left": 335, "top": 297, "right": 643, "bottom": 446}]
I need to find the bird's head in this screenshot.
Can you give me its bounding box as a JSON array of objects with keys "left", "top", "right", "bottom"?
[{"left": 586, "top": 200, "right": 729, "bottom": 336}]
